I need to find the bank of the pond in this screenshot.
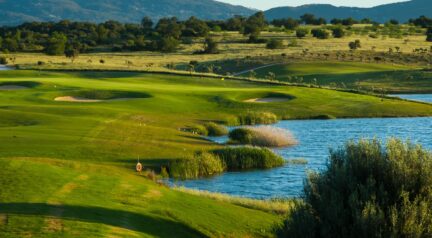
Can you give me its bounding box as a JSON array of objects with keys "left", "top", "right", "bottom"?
[
  {"left": 170, "top": 116, "right": 432, "bottom": 199},
  {"left": 390, "top": 94, "right": 432, "bottom": 103}
]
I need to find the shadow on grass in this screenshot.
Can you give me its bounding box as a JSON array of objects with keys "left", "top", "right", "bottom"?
[{"left": 0, "top": 203, "right": 208, "bottom": 238}]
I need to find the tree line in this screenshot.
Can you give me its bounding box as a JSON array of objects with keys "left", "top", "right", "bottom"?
[{"left": 0, "top": 13, "right": 430, "bottom": 56}]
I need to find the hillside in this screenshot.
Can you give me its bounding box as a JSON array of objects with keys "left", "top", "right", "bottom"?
[
  {"left": 0, "top": 0, "right": 255, "bottom": 26},
  {"left": 265, "top": 0, "right": 432, "bottom": 23}
]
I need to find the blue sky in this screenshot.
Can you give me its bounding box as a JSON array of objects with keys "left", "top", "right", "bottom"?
[{"left": 218, "top": 0, "right": 408, "bottom": 10}]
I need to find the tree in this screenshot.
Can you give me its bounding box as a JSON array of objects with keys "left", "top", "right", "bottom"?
[
  {"left": 155, "top": 17, "right": 183, "bottom": 39},
  {"left": 65, "top": 48, "right": 79, "bottom": 62},
  {"left": 296, "top": 28, "right": 309, "bottom": 38},
  {"left": 266, "top": 39, "right": 284, "bottom": 49},
  {"left": 141, "top": 16, "right": 153, "bottom": 31},
  {"left": 427, "top": 28, "right": 432, "bottom": 42},
  {"left": 156, "top": 36, "right": 179, "bottom": 52},
  {"left": 203, "top": 37, "right": 219, "bottom": 54},
  {"left": 282, "top": 139, "right": 432, "bottom": 238},
  {"left": 183, "top": 17, "right": 210, "bottom": 37},
  {"left": 311, "top": 29, "right": 329, "bottom": 39},
  {"left": 45, "top": 32, "right": 67, "bottom": 55},
  {"left": 332, "top": 27, "right": 345, "bottom": 38},
  {"left": 349, "top": 40, "right": 361, "bottom": 50},
  {"left": 243, "top": 12, "right": 267, "bottom": 42}
]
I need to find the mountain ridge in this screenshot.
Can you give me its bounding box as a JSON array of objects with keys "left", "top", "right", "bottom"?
[
  {"left": 0, "top": 0, "right": 255, "bottom": 26},
  {"left": 264, "top": 0, "right": 431, "bottom": 23}
]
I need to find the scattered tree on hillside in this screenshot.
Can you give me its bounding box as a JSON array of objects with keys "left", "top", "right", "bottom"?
[
  {"left": 332, "top": 27, "right": 345, "bottom": 38},
  {"left": 311, "top": 29, "right": 330, "bottom": 39},
  {"left": 349, "top": 40, "right": 361, "bottom": 50},
  {"left": 296, "top": 28, "right": 309, "bottom": 38},
  {"left": 243, "top": 12, "right": 267, "bottom": 42},
  {"left": 141, "top": 16, "right": 153, "bottom": 31},
  {"left": 65, "top": 48, "right": 79, "bottom": 62},
  {"left": 266, "top": 39, "right": 284, "bottom": 49},
  {"left": 203, "top": 37, "right": 219, "bottom": 54}
]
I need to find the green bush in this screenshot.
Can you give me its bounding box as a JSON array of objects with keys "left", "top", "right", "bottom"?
[
  {"left": 238, "top": 112, "right": 278, "bottom": 125},
  {"left": 266, "top": 39, "right": 284, "bottom": 49},
  {"left": 212, "top": 147, "right": 284, "bottom": 170},
  {"left": 296, "top": 28, "right": 309, "bottom": 38},
  {"left": 204, "top": 122, "right": 228, "bottom": 137},
  {"left": 281, "top": 139, "right": 432, "bottom": 237},
  {"left": 169, "top": 152, "right": 225, "bottom": 179},
  {"left": 229, "top": 128, "right": 255, "bottom": 144},
  {"left": 0, "top": 57, "right": 8, "bottom": 64}
]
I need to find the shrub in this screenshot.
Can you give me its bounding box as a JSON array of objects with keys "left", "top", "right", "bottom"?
[
  {"left": 349, "top": 39, "right": 361, "bottom": 50},
  {"left": 204, "top": 122, "right": 228, "bottom": 137},
  {"left": 266, "top": 39, "right": 284, "bottom": 49},
  {"left": 281, "top": 139, "right": 432, "bottom": 238},
  {"left": 0, "top": 57, "right": 8, "bottom": 65},
  {"left": 238, "top": 112, "right": 278, "bottom": 125},
  {"left": 311, "top": 29, "right": 330, "bottom": 39},
  {"left": 229, "top": 126, "right": 297, "bottom": 147},
  {"left": 332, "top": 27, "right": 345, "bottom": 38},
  {"left": 212, "top": 146, "right": 284, "bottom": 170},
  {"left": 170, "top": 152, "right": 225, "bottom": 179},
  {"left": 296, "top": 28, "right": 309, "bottom": 38}
]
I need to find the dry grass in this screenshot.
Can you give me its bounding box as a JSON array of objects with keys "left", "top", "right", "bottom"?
[
  {"left": 250, "top": 126, "right": 297, "bottom": 147},
  {"left": 174, "top": 187, "right": 294, "bottom": 215},
  {"left": 230, "top": 126, "right": 297, "bottom": 147}
]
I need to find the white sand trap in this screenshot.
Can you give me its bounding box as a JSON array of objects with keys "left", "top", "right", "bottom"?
[
  {"left": 54, "top": 96, "right": 135, "bottom": 102},
  {"left": 244, "top": 97, "right": 290, "bottom": 103},
  {"left": 0, "top": 85, "right": 28, "bottom": 90},
  {"left": 55, "top": 96, "right": 102, "bottom": 102}
]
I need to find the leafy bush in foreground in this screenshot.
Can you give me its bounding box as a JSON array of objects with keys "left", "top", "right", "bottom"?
[
  {"left": 238, "top": 112, "right": 278, "bottom": 125},
  {"left": 281, "top": 139, "right": 432, "bottom": 238},
  {"left": 213, "top": 146, "right": 284, "bottom": 170}
]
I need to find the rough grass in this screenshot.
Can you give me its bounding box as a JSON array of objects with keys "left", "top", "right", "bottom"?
[
  {"left": 174, "top": 187, "right": 295, "bottom": 215},
  {"left": 237, "top": 112, "right": 279, "bottom": 125},
  {"left": 212, "top": 146, "right": 285, "bottom": 170},
  {"left": 229, "top": 126, "right": 298, "bottom": 148}
]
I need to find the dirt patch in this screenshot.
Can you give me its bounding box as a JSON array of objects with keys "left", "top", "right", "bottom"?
[
  {"left": 0, "top": 85, "right": 28, "bottom": 90},
  {"left": 244, "top": 97, "right": 291, "bottom": 103}
]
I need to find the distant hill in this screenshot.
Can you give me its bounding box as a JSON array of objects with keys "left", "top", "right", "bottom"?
[
  {"left": 265, "top": 0, "right": 432, "bottom": 23},
  {"left": 0, "top": 0, "right": 255, "bottom": 26}
]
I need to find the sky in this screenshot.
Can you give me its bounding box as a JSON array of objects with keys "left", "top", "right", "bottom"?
[{"left": 217, "top": 0, "right": 408, "bottom": 10}]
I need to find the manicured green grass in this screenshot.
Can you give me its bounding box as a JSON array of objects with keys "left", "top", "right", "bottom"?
[
  {"left": 243, "top": 62, "right": 432, "bottom": 93},
  {"left": 1, "top": 70, "right": 432, "bottom": 237},
  {"left": 0, "top": 157, "right": 281, "bottom": 238}
]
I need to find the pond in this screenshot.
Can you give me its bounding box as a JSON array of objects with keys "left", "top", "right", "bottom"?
[
  {"left": 171, "top": 116, "right": 432, "bottom": 199},
  {"left": 390, "top": 94, "right": 432, "bottom": 103},
  {"left": 0, "top": 65, "right": 13, "bottom": 70}
]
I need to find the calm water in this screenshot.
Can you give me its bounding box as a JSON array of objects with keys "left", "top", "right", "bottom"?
[
  {"left": 390, "top": 94, "right": 432, "bottom": 103},
  {"left": 172, "top": 116, "right": 432, "bottom": 199},
  {"left": 0, "top": 65, "right": 12, "bottom": 70}
]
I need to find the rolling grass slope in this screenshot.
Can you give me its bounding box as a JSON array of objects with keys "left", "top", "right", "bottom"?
[
  {"left": 244, "top": 62, "right": 432, "bottom": 93},
  {"left": 1, "top": 70, "right": 432, "bottom": 237}
]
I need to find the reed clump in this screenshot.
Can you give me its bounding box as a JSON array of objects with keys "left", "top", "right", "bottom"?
[
  {"left": 169, "top": 152, "right": 225, "bottom": 179},
  {"left": 229, "top": 126, "right": 297, "bottom": 147},
  {"left": 212, "top": 146, "right": 285, "bottom": 170},
  {"left": 238, "top": 112, "right": 278, "bottom": 125}
]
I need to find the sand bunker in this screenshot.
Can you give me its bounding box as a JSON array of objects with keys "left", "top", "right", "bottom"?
[
  {"left": 0, "top": 85, "right": 28, "bottom": 90},
  {"left": 244, "top": 97, "right": 291, "bottom": 103},
  {"left": 54, "top": 96, "right": 134, "bottom": 102}
]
